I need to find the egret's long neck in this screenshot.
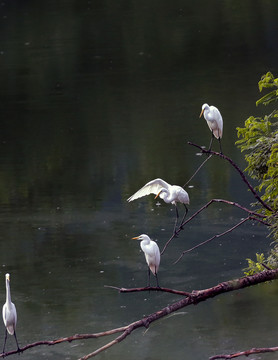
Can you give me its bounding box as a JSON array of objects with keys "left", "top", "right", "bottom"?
[
  {"left": 204, "top": 108, "right": 212, "bottom": 121},
  {"left": 164, "top": 188, "right": 177, "bottom": 203},
  {"left": 141, "top": 239, "right": 150, "bottom": 246},
  {"left": 159, "top": 188, "right": 170, "bottom": 201},
  {"left": 6, "top": 280, "right": 11, "bottom": 305}
]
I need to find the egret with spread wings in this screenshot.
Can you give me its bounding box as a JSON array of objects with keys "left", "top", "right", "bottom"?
[{"left": 127, "top": 178, "right": 189, "bottom": 233}]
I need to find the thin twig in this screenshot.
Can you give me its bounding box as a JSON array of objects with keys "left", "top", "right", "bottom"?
[
  {"left": 183, "top": 154, "right": 212, "bottom": 187},
  {"left": 261, "top": 263, "right": 272, "bottom": 270}
]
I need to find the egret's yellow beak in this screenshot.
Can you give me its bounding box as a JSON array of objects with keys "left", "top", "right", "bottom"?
[
  {"left": 199, "top": 109, "right": 204, "bottom": 118},
  {"left": 155, "top": 190, "right": 162, "bottom": 199},
  {"left": 132, "top": 236, "right": 140, "bottom": 240}
]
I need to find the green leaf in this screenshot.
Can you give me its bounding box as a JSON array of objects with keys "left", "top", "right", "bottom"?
[{"left": 256, "top": 90, "right": 278, "bottom": 106}]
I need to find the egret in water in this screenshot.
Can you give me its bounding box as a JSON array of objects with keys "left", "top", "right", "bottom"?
[
  {"left": 2, "top": 273, "right": 19, "bottom": 353},
  {"left": 132, "top": 234, "right": 160, "bottom": 287},
  {"left": 127, "top": 178, "right": 190, "bottom": 233},
  {"left": 199, "top": 103, "right": 223, "bottom": 153}
]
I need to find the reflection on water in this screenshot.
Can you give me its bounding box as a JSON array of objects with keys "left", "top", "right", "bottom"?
[{"left": 0, "top": 1, "right": 278, "bottom": 359}]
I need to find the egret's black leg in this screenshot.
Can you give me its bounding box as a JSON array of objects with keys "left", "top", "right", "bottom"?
[
  {"left": 208, "top": 130, "right": 214, "bottom": 152},
  {"left": 218, "top": 137, "right": 223, "bottom": 154},
  {"left": 14, "top": 331, "right": 20, "bottom": 352},
  {"left": 147, "top": 267, "right": 151, "bottom": 287},
  {"left": 173, "top": 205, "right": 179, "bottom": 236},
  {"left": 155, "top": 271, "right": 160, "bottom": 288},
  {"left": 179, "top": 204, "right": 188, "bottom": 229},
  {"left": 3, "top": 329, "right": 7, "bottom": 354}
]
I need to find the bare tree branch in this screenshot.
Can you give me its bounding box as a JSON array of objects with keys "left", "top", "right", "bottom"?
[
  {"left": 79, "top": 269, "right": 278, "bottom": 359},
  {"left": 2, "top": 270, "right": 278, "bottom": 359},
  {"left": 0, "top": 323, "right": 151, "bottom": 359},
  {"left": 187, "top": 142, "right": 274, "bottom": 212},
  {"left": 104, "top": 285, "right": 191, "bottom": 296},
  {"left": 209, "top": 346, "right": 278, "bottom": 359},
  {"left": 1, "top": 269, "right": 277, "bottom": 360},
  {"left": 174, "top": 215, "right": 271, "bottom": 264},
  {"left": 174, "top": 217, "right": 251, "bottom": 264},
  {"left": 1, "top": 145, "right": 275, "bottom": 360},
  {"left": 161, "top": 198, "right": 267, "bottom": 255},
  {"left": 0, "top": 329, "right": 130, "bottom": 358}
]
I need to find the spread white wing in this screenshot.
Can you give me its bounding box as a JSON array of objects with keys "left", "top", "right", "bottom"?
[{"left": 127, "top": 178, "right": 170, "bottom": 202}]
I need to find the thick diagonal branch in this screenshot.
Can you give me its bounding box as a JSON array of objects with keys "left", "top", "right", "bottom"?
[
  {"left": 2, "top": 270, "right": 278, "bottom": 359},
  {"left": 188, "top": 142, "right": 274, "bottom": 212},
  {"left": 210, "top": 346, "right": 278, "bottom": 359},
  {"left": 79, "top": 269, "right": 278, "bottom": 359}
]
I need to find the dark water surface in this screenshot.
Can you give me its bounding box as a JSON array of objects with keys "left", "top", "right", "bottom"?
[{"left": 0, "top": 1, "right": 278, "bottom": 359}]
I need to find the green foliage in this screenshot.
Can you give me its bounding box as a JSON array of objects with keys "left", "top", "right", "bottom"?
[
  {"left": 256, "top": 71, "right": 278, "bottom": 106},
  {"left": 236, "top": 72, "right": 278, "bottom": 213},
  {"left": 244, "top": 253, "right": 269, "bottom": 276},
  {"left": 236, "top": 72, "right": 278, "bottom": 274}
]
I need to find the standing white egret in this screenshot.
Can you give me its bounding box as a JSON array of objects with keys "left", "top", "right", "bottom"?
[
  {"left": 132, "top": 234, "right": 160, "bottom": 287},
  {"left": 2, "top": 273, "right": 19, "bottom": 353},
  {"left": 127, "top": 178, "right": 190, "bottom": 233},
  {"left": 199, "top": 103, "right": 223, "bottom": 153}
]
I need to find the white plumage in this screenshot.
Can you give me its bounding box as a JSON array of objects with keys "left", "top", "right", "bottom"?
[
  {"left": 127, "top": 178, "right": 190, "bottom": 234},
  {"left": 132, "top": 234, "right": 160, "bottom": 287},
  {"left": 2, "top": 273, "right": 19, "bottom": 353},
  {"left": 200, "top": 103, "right": 223, "bottom": 139},
  {"left": 127, "top": 178, "right": 189, "bottom": 206}
]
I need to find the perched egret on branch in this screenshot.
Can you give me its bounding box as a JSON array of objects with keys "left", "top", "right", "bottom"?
[
  {"left": 132, "top": 234, "right": 160, "bottom": 287},
  {"left": 2, "top": 273, "right": 20, "bottom": 353},
  {"left": 127, "top": 178, "right": 190, "bottom": 233},
  {"left": 199, "top": 103, "right": 223, "bottom": 153}
]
